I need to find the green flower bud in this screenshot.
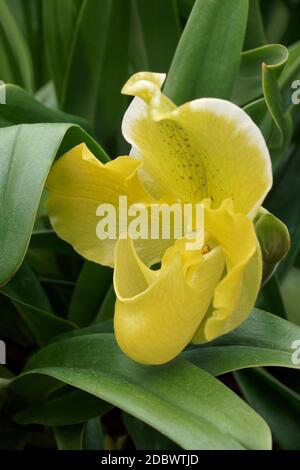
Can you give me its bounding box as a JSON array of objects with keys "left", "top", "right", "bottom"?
[{"left": 254, "top": 208, "right": 290, "bottom": 284}]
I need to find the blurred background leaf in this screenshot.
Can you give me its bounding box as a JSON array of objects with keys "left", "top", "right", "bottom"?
[
  {"left": 235, "top": 367, "right": 300, "bottom": 450},
  {"left": 0, "top": 0, "right": 34, "bottom": 91},
  {"left": 165, "top": 0, "right": 249, "bottom": 103},
  {"left": 68, "top": 261, "right": 112, "bottom": 327},
  {"left": 61, "top": 0, "right": 131, "bottom": 154},
  {"left": 54, "top": 418, "right": 104, "bottom": 450},
  {"left": 130, "top": 0, "right": 181, "bottom": 72}
]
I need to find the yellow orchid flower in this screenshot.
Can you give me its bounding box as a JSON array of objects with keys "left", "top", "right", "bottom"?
[{"left": 46, "top": 72, "right": 272, "bottom": 365}]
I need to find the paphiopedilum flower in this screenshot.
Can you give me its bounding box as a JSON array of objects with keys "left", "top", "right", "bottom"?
[{"left": 46, "top": 72, "right": 272, "bottom": 365}]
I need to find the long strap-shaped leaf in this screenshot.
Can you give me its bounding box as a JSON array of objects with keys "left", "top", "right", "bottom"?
[
  {"left": 0, "top": 0, "right": 34, "bottom": 91},
  {"left": 235, "top": 368, "right": 300, "bottom": 450},
  {"left": 62, "top": 0, "right": 131, "bottom": 149},
  {"left": 0, "top": 122, "right": 108, "bottom": 287},
  {"left": 15, "top": 389, "right": 112, "bottom": 426},
  {"left": 10, "top": 334, "right": 271, "bottom": 450},
  {"left": 183, "top": 309, "right": 300, "bottom": 375},
  {"left": 43, "top": 0, "right": 80, "bottom": 101},
  {"left": 0, "top": 84, "right": 87, "bottom": 128},
  {"left": 131, "top": 0, "right": 181, "bottom": 72},
  {"left": 164, "top": 0, "right": 249, "bottom": 103}
]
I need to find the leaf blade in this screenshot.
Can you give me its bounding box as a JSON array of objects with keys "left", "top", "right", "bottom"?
[
  {"left": 10, "top": 334, "right": 271, "bottom": 450},
  {"left": 164, "top": 0, "right": 249, "bottom": 103}
]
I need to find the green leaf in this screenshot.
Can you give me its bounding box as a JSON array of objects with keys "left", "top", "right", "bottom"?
[
  {"left": 29, "top": 229, "right": 76, "bottom": 256},
  {"left": 50, "top": 320, "right": 114, "bottom": 344},
  {"left": 243, "top": 42, "right": 300, "bottom": 160},
  {"left": 1, "top": 280, "right": 75, "bottom": 346},
  {"left": 0, "top": 84, "right": 87, "bottom": 128},
  {"left": 35, "top": 82, "right": 58, "bottom": 110},
  {"left": 25, "top": 251, "right": 62, "bottom": 282},
  {"left": 259, "top": 275, "right": 287, "bottom": 319},
  {"left": 15, "top": 389, "right": 111, "bottom": 426},
  {"left": 68, "top": 261, "right": 112, "bottom": 327},
  {"left": 7, "top": 0, "right": 48, "bottom": 89},
  {"left": 0, "top": 366, "right": 14, "bottom": 379},
  {"left": 54, "top": 423, "right": 85, "bottom": 450},
  {"left": 62, "top": 0, "right": 131, "bottom": 151},
  {"left": 232, "top": 44, "right": 288, "bottom": 106},
  {"left": 0, "top": 261, "right": 75, "bottom": 345},
  {"left": 132, "top": 0, "right": 180, "bottom": 72},
  {"left": 83, "top": 418, "right": 104, "bottom": 450},
  {"left": 262, "top": 63, "right": 291, "bottom": 151},
  {"left": 54, "top": 418, "right": 103, "bottom": 450},
  {"left": 244, "top": 0, "right": 266, "bottom": 50},
  {"left": 244, "top": 97, "right": 271, "bottom": 137},
  {"left": 280, "top": 1, "right": 300, "bottom": 46},
  {"left": 0, "top": 0, "right": 34, "bottom": 91},
  {"left": 176, "top": 0, "right": 194, "bottom": 19},
  {"left": 279, "top": 41, "right": 300, "bottom": 97},
  {"left": 124, "top": 413, "right": 179, "bottom": 450},
  {"left": 263, "top": 0, "right": 290, "bottom": 44},
  {"left": 0, "top": 264, "right": 76, "bottom": 346},
  {"left": 1, "top": 261, "right": 52, "bottom": 312},
  {"left": 266, "top": 146, "right": 300, "bottom": 276},
  {"left": 0, "top": 122, "right": 108, "bottom": 287},
  {"left": 243, "top": 49, "right": 292, "bottom": 162},
  {"left": 183, "top": 309, "right": 300, "bottom": 376},
  {"left": 164, "top": 0, "right": 249, "bottom": 103},
  {"left": 235, "top": 368, "right": 300, "bottom": 450},
  {"left": 43, "top": 0, "right": 80, "bottom": 101},
  {"left": 254, "top": 207, "right": 291, "bottom": 285},
  {"left": 6, "top": 0, "right": 28, "bottom": 34},
  {"left": 10, "top": 334, "right": 271, "bottom": 450},
  {"left": 281, "top": 267, "right": 300, "bottom": 326},
  {"left": 94, "top": 284, "right": 115, "bottom": 324},
  {"left": 0, "top": 295, "right": 33, "bottom": 346}
]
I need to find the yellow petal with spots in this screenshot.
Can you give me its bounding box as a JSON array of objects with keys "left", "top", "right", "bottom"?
[
  {"left": 114, "top": 237, "right": 225, "bottom": 365},
  {"left": 46, "top": 143, "right": 171, "bottom": 267},
  {"left": 122, "top": 72, "right": 272, "bottom": 216},
  {"left": 193, "top": 200, "right": 262, "bottom": 343}
]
